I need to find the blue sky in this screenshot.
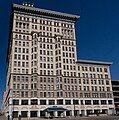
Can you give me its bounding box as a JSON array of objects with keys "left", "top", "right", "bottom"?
[{"left": 0, "top": 0, "right": 119, "bottom": 108}]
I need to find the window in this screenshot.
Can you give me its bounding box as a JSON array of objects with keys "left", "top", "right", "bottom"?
[
  {"left": 15, "top": 41, "right": 18, "bottom": 45},
  {"left": 107, "top": 87, "right": 110, "bottom": 91},
  {"left": 97, "top": 68, "right": 99, "bottom": 72},
  {"left": 94, "top": 80, "right": 97, "bottom": 84},
  {"left": 22, "top": 55, "right": 25, "bottom": 60},
  {"left": 106, "top": 80, "right": 109, "bottom": 85},
  {"left": 84, "top": 93, "right": 90, "bottom": 98},
  {"left": 108, "top": 100, "right": 113, "bottom": 105},
  {"left": 14, "top": 47, "right": 17, "bottom": 52},
  {"left": 22, "top": 62, "right": 25, "bottom": 67},
  {"left": 101, "top": 100, "right": 107, "bottom": 105},
  {"left": 48, "top": 92, "right": 51, "bottom": 97},
  {"left": 26, "top": 62, "right": 29, "bottom": 67},
  {"left": 25, "top": 84, "right": 28, "bottom": 89},
  {"left": 92, "top": 93, "right": 98, "bottom": 98},
  {"left": 105, "top": 75, "right": 109, "bottom": 79},
  {"left": 44, "top": 92, "right": 46, "bottom": 97},
  {"left": 93, "top": 100, "right": 99, "bottom": 105},
  {"left": 73, "top": 99, "right": 79, "bottom": 105},
  {"left": 65, "top": 100, "right": 71, "bottom": 105},
  {"left": 85, "top": 100, "right": 91, "bottom": 105},
  {"left": 23, "top": 42, "right": 25, "bottom": 46},
  {"left": 21, "top": 111, "right": 27, "bottom": 118},
  {"left": 26, "top": 49, "right": 29, "bottom": 53},
  {"left": 79, "top": 86, "right": 81, "bottom": 90},
  {"left": 100, "top": 93, "right": 106, "bottom": 98},
  {"left": 26, "top": 55, "right": 29, "bottom": 60},
  {"left": 21, "top": 100, "right": 28, "bottom": 105},
  {"left": 77, "top": 66, "right": 80, "bottom": 71},
  {"left": 107, "top": 93, "right": 112, "bottom": 98},
  {"left": 57, "top": 99, "right": 63, "bottom": 105},
  {"left": 31, "top": 99, "right": 38, "bottom": 105},
  {"left": 104, "top": 68, "right": 108, "bottom": 72},
  {"left": 13, "top": 99, "right": 19, "bottom": 105},
  {"left": 14, "top": 54, "right": 17, "bottom": 59},
  {"left": 40, "top": 100, "right": 46, "bottom": 105},
  {"left": 30, "top": 111, "right": 37, "bottom": 117},
  {"left": 100, "top": 68, "right": 102, "bottom": 72},
  {"left": 13, "top": 76, "right": 16, "bottom": 81},
  {"left": 14, "top": 61, "right": 17, "bottom": 66},
  {"left": 25, "top": 91, "right": 28, "bottom": 97},
  {"left": 31, "top": 91, "right": 37, "bottom": 97},
  {"left": 49, "top": 100, "right": 55, "bottom": 105},
  {"left": 18, "top": 48, "right": 21, "bottom": 53}
]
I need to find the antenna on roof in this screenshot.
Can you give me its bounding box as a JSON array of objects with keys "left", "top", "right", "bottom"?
[{"left": 22, "top": 2, "right": 34, "bottom": 7}]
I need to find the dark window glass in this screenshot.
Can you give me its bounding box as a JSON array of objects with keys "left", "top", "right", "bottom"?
[
  {"left": 85, "top": 100, "right": 91, "bottom": 105},
  {"left": 93, "top": 100, "right": 99, "bottom": 105},
  {"left": 21, "top": 100, "right": 28, "bottom": 105},
  {"left": 65, "top": 100, "right": 71, "bottom": 105},
  {"left": 30, "top": 111, "right": 37, "bottom": 117},
  {"left": 108, "top": 100, "right": 113, "bottom": 105},
  {"left": 40, "top": 100, "right": 46, "bottom": 105},
  {"left": 21, "top": 111, "right": 27, "bottom": 117},
  {"left": 13, "top": 99, "right": 19, "bottom": 105},
  {"left": 101, "top": 100, "right": 107, "bottom": 105},
  {"left": 73, "top": 99, "right": 79, "bottom": 105},
  {"left": 48, "top": 100, "right": 55, "bottom": 105},
  {"left": 57, "top": 99, "right": 63, "bottom": 105},
  {"left": 31, "top": 99, "right": 38, "bottom": 105}
]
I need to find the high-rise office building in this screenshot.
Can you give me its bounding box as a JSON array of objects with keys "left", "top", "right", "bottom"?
[{"left": 3, "top": 3, "right": 115, "bottom": 118}]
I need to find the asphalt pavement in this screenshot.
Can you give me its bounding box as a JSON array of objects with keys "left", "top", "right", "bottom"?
[{"left": 1, "top": 115, "right": 119, "bottom": 120}]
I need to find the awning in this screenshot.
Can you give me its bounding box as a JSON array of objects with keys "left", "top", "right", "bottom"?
[{"left": 43, "top": 106, "right": 70, "bottom": 112}]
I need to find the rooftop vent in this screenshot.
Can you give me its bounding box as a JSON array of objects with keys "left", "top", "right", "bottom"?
[{"left": 22, "top": 2, "right": 34, "bottom": 7}]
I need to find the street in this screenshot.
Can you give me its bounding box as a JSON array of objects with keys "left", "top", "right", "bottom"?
[{"left": 1, "top": 115, "right": 119, "bottom": 120}]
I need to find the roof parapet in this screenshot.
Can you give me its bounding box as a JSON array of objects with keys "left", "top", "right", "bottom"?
[{"left": 13, "top": 3, "right": 80, "bottom": 21}]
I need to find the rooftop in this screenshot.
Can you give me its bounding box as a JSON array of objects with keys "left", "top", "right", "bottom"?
[
  {"left": 76, "top": 59, "right": 112, "bottom": 65},
  {"left": 13, "top": 3, "right": 80, "bottom": 21}
]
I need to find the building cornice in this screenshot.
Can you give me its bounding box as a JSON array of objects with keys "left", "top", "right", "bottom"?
[
  {"left": 13, "top": 4, "right": 80, "bottom": 21},
  {"left": 76, "top": 59, "right": 112, "bottom": 65}
]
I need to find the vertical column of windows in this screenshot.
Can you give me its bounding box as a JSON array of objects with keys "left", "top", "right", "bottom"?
[
  {"left": 31, "top": 34, "right": 38, "bottom": 74},
  {"left": 39, "top": 37, "right": 54, "bottom": 75},
  {"left": 13, "top": 34, "right": 30, "bottom": 74}
]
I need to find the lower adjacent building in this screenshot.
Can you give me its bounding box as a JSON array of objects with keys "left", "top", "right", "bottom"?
[
  {"left": 4, "top": 60, "right": 115, "bottom": 118},
  {"left": 112, "top": 80, "right": 119, "bottom": 114},
  {"left": 3, "top": 3, "right": 115, "bottom": 119}
]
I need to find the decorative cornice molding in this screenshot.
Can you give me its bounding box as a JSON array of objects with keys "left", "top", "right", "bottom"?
[{"left": 13, "top": 4, "right": 80, "bottom": 21}]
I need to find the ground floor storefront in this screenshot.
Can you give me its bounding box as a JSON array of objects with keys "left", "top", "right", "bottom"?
[{"left": 12, "top": 108, "right": 110, "bottom": 118}]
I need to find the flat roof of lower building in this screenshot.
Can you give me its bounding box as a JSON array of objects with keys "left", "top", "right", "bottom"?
[{"left": 76, "top": 59, "right": 112, "bottom": 65}]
